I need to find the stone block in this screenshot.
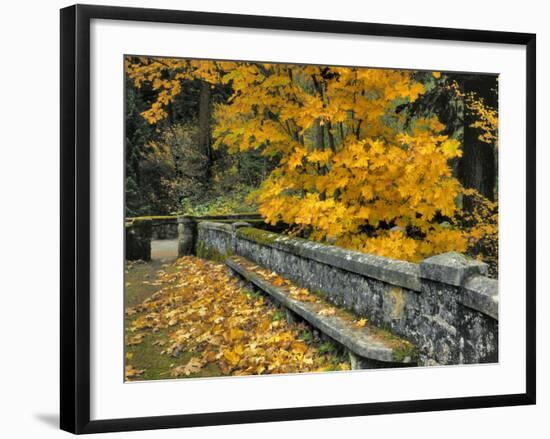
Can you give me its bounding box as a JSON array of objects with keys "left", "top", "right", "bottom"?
[
  {"left": 460, "top": 276, "right": 498, "bottom": 320},
  {"left": 237, "top": 226, "right": 423, "bottom": 291},
  {"left": 420, "top": 252, "right": 488, "bottom": 286},
  {"left": 348, "top": 351, "right": 414, "bottom": 370},
  {"left": 177, "top": 216, "right": 196, "bottom": 257}
]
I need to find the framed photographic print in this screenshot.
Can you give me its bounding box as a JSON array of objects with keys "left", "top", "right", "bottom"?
[{"left": 60, "top": 4, "right": 536, "bottom": 434}]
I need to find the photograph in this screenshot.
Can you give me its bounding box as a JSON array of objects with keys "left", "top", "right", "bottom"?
[
  {"left": 0, "top": 0, "right": 541, "bottom": 436},
  {"left": 123, "top": 56, "right": 499, "bottom": 382}
]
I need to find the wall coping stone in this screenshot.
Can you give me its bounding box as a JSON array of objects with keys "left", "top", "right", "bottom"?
[
  {"left": 460, "top": 275, "right": 499, "bottom": 319},
  {"left": 130, "top": 218, "right": 152, "bottom": 229},
  {"left": 420, "top": 252, "right": 488, "bottom": 286},
  {"left": 180, "top": 213, "right": 262, "bottom": 221},
  {"left": 236, "top": 226, "right": 423, "bottom": 292},
  {"left": 197, "top": 221, "right": 233, "bottom": 233},
  {"left": 178, "top": 216, "right": 195, "bottom": 224},
  {"left": 231, "top": 221, "right": 252, "bottom": 231},
  {"left": 151, "top": 217, "right": 177, "bottom": 224},
  {"left": 199, "top": 223, "right": 499, "bottom": 321}
]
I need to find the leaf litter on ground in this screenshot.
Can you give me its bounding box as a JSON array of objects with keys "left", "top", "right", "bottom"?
[{"left": 125, "top": 256, "right": 350, "bottom": 380}]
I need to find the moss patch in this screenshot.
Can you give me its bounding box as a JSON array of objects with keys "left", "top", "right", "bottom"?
[
  {"left": 387, "top": 287, "right": 405, "bottom": 320},
  {"left": 196, "top": 239, "right": 231, "bottom": 262},
  {"left": 125, "top": 261, "right": 178, "bottom": 307},
  {"left": 128, "top": 215, "right": 178, "bottom": 222},
  {"left": 369, "top": 326, "right": 418, "bottom": 362},
  {"left": 202, "top": 219, "right": 266, "bottom": 225},
  {"left": 329, "top": 304, "right": 416, "bottom": 362},
  {"left": 237, "top": 227, "right": 281, "bottom": 247},
  {"left": 125, "top": 326, "right": 222, "bottom": 381}
]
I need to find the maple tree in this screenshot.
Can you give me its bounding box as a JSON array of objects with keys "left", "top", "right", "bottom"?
[
  {"left": 466, "top": 93, "right": 498, "bottom": 147},
  {"left": 126, "top": 57, "right": 273, "bottom": 217},
  {"left": 126, "top": 58, "right": 498, "bottom": 264}
]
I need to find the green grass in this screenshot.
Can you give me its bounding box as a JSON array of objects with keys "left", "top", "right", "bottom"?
[
  {"left": 271, "top": 310, "right": 285, "bottom": 322},
  {"left": 242, "top": 289, "right": 263, "bottom": 300},
  {"left": 298, "top": 329, "right": 313, "bottom": 343},
  {"left": 125, "top": 328, "right": 181, "bottom": 381},
  {"left": 318, "top": 342, "right": 338, "bottom": 355},
  {"left": 125, "top": 325, "right": 222, "bottom": 381},
  {"left": 125, "top": 261, "right": 180, "bottom": 307}
]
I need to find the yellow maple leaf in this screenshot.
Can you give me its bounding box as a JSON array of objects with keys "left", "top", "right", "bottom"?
[
  {"left": 223, "top": 349, "right": 241, "bottom": 366},
  {"left": 318, "top": 308, "right": 336, "bottom": 316},
  {"left": 171, "top": 357, "right": 204, "bottom": 377},
  {"left": 272, "top": 276, "right": 285, "bottom": 286},
  {"left": 125, "top": 365, "right": 145, "bottom": 380},
  {"left": 440, "top": 138, "right": 462, "bottom": 158}
]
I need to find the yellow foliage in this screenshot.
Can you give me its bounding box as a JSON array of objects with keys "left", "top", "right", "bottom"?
[
  {"left": 466, "top": 93, "right": 499, "bottom": 147},
  {"left": 126, "top": 57, "right": 497, "bottom": 263}
]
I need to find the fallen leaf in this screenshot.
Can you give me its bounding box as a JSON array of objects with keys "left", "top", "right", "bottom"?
[
  {"left": 171, "top": 357, "right": 204, "bottom": 377},
  {"left": 125, "top": 365, "right": 144, "bottom": 380},
  {"left": 125, "top": 256, "right": 351, "bottom": 377},
  {"left": 127, "top": 333, "right": 146, "bottom": 346},
  {"left": 223, "top": 349, "right": 241, "bottom": 366},
  {"left": 272, "top": 276, "right": 285, "bottom": 286},
  {"left": 318, "top": 308, "right": 336, "bottom": 316}
]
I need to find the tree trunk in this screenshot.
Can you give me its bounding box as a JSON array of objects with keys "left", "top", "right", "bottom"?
[
  {"left": 457, "top": 77, "right": 497, "bottom": 203},
  {"left": 198, "top": 80, "right": 212, "bottom": 179},
  {"left": 314, "top": 119, "right": 325, "bottom": 151}
]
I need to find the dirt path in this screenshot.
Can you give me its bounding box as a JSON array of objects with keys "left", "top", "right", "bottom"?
[{"left": 151, "top": 239, "right": 178, "bottom": 261}]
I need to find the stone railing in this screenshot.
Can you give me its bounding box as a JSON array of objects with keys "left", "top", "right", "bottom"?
[
  {"left": 125, "top": 214, "right": 263, "bottom": 261},
  {"left": 177, "top": 213, "right": 264, "bottom": 257},
  {"left": 191, "top": 221, "right": 498, "bottom": 367},
  {"left": 151, "top": 217, "right": 178, "bottom": 239},
  {"left": 126, "top": 216, "right": 179, "bottom": 240}
]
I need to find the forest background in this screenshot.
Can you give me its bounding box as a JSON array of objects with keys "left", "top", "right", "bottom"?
[{"left": 125, "top": 58, "right": 498, "bottom": 274}]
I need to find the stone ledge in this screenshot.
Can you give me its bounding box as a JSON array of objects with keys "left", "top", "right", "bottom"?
[
  {"left": 150, "top": 217, "right": 178, "bottom": 225},
  {"left": 420, "top": 252, "right": 488, "bottom": 286},
  {"left": 231, "top": 221, "right": 252, "bottom": 231},
  {"left": 179, "top": 213, "right": 262, "bottom": 221},
  {"left": 226, "top": 256, "right": 417, "bottom": 364},
  {"left": 202, "top": 224, "right": 499, "bottom": 321},
  {"left": 236, "top": 227, "right": 423, "bottom": 292},
  {"left": 197, "top": 221, "right": 233, "bottom": 234},
  {"left": 460, "top": 276, "right": 499, "bottom": 320}
]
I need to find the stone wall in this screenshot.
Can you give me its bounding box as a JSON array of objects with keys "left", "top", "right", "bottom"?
[
  {"left": 195, "top": 222, "right": 498, "bottom": 367},
  {"left": 125, "top": 219, "right": 152, "bottom": 261},
  {"left": 125, "top": 214, "right": 263, "bottom": 261},
  {"left": 196, "top": 222, "right": 235, "bottom": 259},
  {"left": 177, "top": 214, "right": 268, "bottom": 258},
  {"left": 151, "top": 217, "right": 178, "bottom": 239}
]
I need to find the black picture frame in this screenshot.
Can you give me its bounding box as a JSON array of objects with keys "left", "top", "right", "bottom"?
[{"left": 60, "top": 4, "right": 536, "bottom": 434}]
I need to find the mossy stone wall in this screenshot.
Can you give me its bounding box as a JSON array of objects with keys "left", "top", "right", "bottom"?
[{"left": 198, "top": 222, "right": 499, "bottom": 367}]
